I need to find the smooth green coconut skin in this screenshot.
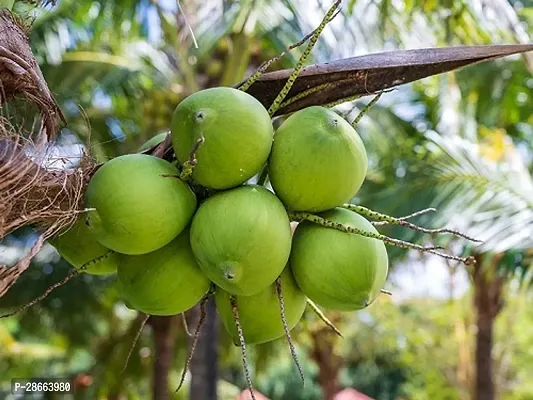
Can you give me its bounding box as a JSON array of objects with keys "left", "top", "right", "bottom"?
[
  {"left": 268, "top": 106, "right": 368, "bottom": 212},
  {"left": 171, "top": 87, "right": 274, "bottom": 189},
  {"left": 137, "top": 132, "right": 168, "bottom": 152},
  {"left": 215, "top": 266, "right": 307, "bottom": 345},
  {"left": 85, "top": 154, "right": 197, "bottom": 255},
  {"left": 49, "top": 217, "right": 117, "bottom": 275},
  {"left": 117, "top": 228, "right": 211, "bottom": 316},
  {"left": 290, "top": 208, "right": 389, "bottom": 311},
  {"left": 190, "top": 185, "right": 292, "bottom": 296}
]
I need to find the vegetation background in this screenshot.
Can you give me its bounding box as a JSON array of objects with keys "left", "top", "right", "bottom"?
[{"left": 1, "top": 0, "right": 533, "bottom": 399}]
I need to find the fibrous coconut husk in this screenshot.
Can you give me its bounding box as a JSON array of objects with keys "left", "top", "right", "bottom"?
[
  {"left": 0, "top": 118, "right": 95, "bottom": 297},
  {"left": 0, "top": 6, "right": 74, "bottom": 297},
  {"left": 0, "top": 9, "right": 64, "bottom": 138}
]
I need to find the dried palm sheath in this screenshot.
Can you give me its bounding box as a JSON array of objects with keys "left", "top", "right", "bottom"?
[
  {"left": 0, "top": 8, "right": 74, "bottom": 296},
  {"left": 0, "top": 122, "right": 95, "bottom": 296},
  {"left": 0, "top": 9, "right": 64, "bottom": 137}
]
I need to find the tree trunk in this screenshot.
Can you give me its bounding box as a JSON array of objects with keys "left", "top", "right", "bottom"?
[
  {"left": 472, "top": 254, "right": 505, "bottom": 400},
  {"left": 474, "top": 301, "right": 495, "bottom": 400},
  {"left": 189, "top": 297, "right": 219, "bottom": 400},
  {"left": 309, "top": 313, "right": 343, "bottom": 400},
  {"left": 151, "top": 315, "right": 179, "bottom": 400}
]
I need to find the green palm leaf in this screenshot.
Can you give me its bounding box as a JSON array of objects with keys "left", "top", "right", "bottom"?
[{"left": 421, "top": 130, "right": 533, "bottom": 252}]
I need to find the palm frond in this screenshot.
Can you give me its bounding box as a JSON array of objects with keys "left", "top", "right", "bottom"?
[{"left": 418, "top": 130, "right": 533, "bottom": 253}]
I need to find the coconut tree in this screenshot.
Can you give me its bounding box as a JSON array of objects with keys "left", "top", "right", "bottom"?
[{"left": 1, "top": 1, "right": 533, "bottom": 400}]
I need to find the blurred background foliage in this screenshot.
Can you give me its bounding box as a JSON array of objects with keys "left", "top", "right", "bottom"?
[{"left": 1, "top": 0, "right": 533, "bottom": 399}]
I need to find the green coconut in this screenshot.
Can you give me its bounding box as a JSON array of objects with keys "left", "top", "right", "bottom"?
[
  {"left": 49, "top": 217, "right": 117, "bottom": 275},
  {"left": 137, "top": 132, "right": 168, "bottom": 152},
  {"left": 215, "top": 266, "right": 307, "bottom": 345},
  {"left": 290, "top": 208, "right": 389, "bottom": 311},
  {"left": 190, "top": 185, "right": 292, "bottom": 296},
  {"left": 117, "top": 228, "right": 211, "bottom": 316},
  {"left": 85, "top": 154, "right": 196, "bottom": 255},
  {"left": 171, "top": 87, "right": 274, "bottom": 189},
  {"left": 268, "top": 106, "right": 368, "bottom": 212}
]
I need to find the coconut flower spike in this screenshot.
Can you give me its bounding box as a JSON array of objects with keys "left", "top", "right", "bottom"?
[
  {"left": 238, "top": 31, "right": 315, "bottom": 93},
  {"left": 267, "top": 0, "right": 342, "bottom": 116},
  {"left": 238, "top": 8, "right": 341, "bottom": 93},
  {"left": 289, "top": 212, "right": 476, "bottom": 265},
  {"left": 182, "top": 312, "right": 193, "bottom": 337},
  {"left": 121, "top": 313, "right": 150, "bottom": 374},
  {"left": 372, "top": 207, "right": 437, "bottom": 225},
  {"left": 342, "top": 204, "right": 481, "bottom": 242},
  {"left": 0, "top": 251, "right": 114, "bottom": 319},
  {"left": 276, "top": 277, "right": 305, "bottom": 385},
  {"left": 351, "top": 91, "right": 385, "bottom": 126},
  {"left": 306, "top": 299, "right": 343, "bottom": 337},
  {"left": 230, "top": 295, "right": 256, "bottom": 400},
  {"left": 175, "top": 289, "right": 212, "bottom": 393}
]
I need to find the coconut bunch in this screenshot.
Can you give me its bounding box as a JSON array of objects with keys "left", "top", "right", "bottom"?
[
  {"left": 43, "top": 85, "right": 477, "bottom": 395},
  {"left": 30, "top": 2, "right": 479, "bottom": 394},
  {"left": 53, "top": 86, "right": 388, "bottom": 317},
  {"left": 44, "top": 86, "right": 382, "bottom": 389}
]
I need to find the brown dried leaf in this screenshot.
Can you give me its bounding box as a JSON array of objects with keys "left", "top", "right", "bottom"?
[
  {"left": 0, "top": 133, "right": 93, "bottom": 242},
  {"left": 0, "top": 10, "right": 64, "bottom": 137},
  {"left": 242, "top": 44, "right": 533, "bottom": 115}
]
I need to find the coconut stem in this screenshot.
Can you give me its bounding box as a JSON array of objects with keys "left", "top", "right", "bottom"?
[
  {"left": 306, "top": 299, "right": 343, "bottom": 337},
  {"left": 182, "top": 312, "right": 193, "bottom": 337},
  {"left": 275, "top": 277, "right": 305, "bottom": 385},
  {"left": 238, "top": 9, "right": 341, "bottom": 93},
  {"left": 121, "top": 313, "right": 150, "bottom": 374},
  {"left": 267, "top": 0, "right": 342, "bottom": 117},
  {"left": 238, "top": 30, "right": 315, "bottom": 93},
  {"left": 179, "top": 134, "right": 205, "bottom": 181},
  {"left": 230, "top": 295, "right": 256, "bottom": 400},
  {"left": 280, "top": 76, "right": 364, "bottom": 111},
  {"left": 324, "top": 93, "right": 364, "bottom": 109},
  {"left": 342, "top": 204, "right": 481, "bottom": 242},
  {"left": 373, "top": 207, "right": 437, "bottom": 225},
  {"left": 380, "top": 289, "right": 392, "bottom": 296},
  {"left": 350, "top": 90, "right": 385, "bottom": 126},
  {"left": 289, "top": 212, "right": 476, "bottom": 265},
  {"left": 175, "top": 291, "right": 211, "bottom": 393},
  {"left": 0, "top": 250, "right": 114, "bottom": 319},
  {"left": 278, "top": 82, "right": 335, "bottom": 109}
]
